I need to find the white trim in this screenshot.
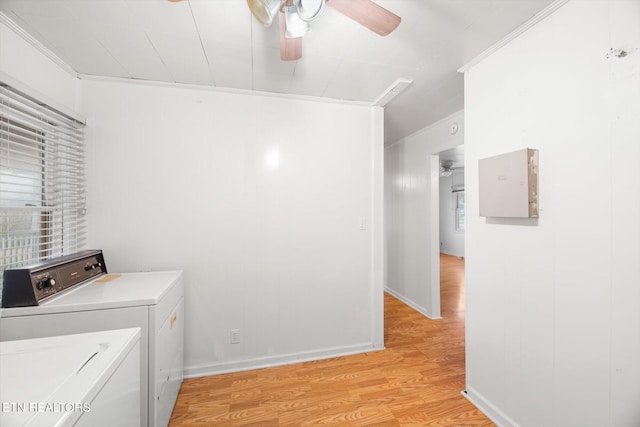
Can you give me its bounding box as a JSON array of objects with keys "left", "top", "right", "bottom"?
[
  {"left": 462, "top": 386, "right": 520, "bottom": 427},
  {"left": 78, "top": 73, "right": 373, "bottom": 108},
  {"left": 429, "top": 154, "right": 442, "bottom": 319},
  {"left": 0, "top": 12, "right": 78, "bottom": 78},
  {"left": 374, "top": 78, "right": 413, "bottom": 107},
  {"left": 458, "top": 0, "right": 570, "bottom": 73},
  {"left": 384, "top": 288, "right": 441, "bottom": 320},
  {"left": 184, "top": 342, "right": 384, "bottom": 379},
  {"left": 385, "top": 109, "right": 464, "bottom": 148},
  {"left": 371, "top": 106, "right": 385, "bottom": 348},
  {"left": 0, "top": 70, "right": 86, "bottom": 124}
]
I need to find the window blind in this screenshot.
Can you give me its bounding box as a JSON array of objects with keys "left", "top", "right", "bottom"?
[{"left": 0, "top": 83, "right": 86, "bottom": 288}]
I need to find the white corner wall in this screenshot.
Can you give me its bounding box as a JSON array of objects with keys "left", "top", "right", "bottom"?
[
  {"left": 439, "top": 172, "right": 465, "bottom": 257},
  {"left": 0, "top": 17, "right": 80, "bottom": 115},
  {"left": 463, "top": 1, "right": 640, "bottom": 426},
  {"left": 80, "top": 79, "right": 384, "bottom": 376},
  {"left": 384, "top": 111, "right": 464, "bottom": 319}
]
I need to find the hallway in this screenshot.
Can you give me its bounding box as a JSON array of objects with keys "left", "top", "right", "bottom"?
[{"left": 170, "top": 254, "right": 492, "bottom": 425}]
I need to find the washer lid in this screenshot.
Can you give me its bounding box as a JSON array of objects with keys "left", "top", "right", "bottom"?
[{"left": 0, "top": 328, "right": 140, "bottom": 427}]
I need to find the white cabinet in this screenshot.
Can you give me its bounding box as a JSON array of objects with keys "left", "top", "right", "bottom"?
[{"left": 479, "top": 148, "right": 539, "bottom": 218}]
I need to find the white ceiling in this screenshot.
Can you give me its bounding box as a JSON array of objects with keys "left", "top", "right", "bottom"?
[{"left": 0, "top": 0, "right": 556, "bottom": 143}]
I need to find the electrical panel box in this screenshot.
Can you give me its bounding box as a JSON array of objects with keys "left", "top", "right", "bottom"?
[{"left": 479, "top": 148, "right": 538, "bottom": 218}]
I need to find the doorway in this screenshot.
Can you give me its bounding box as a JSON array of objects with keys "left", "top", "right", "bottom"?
[
  {"left": 433, "top": 145, "right": 465, "bottom": 317},
  {"left": 438, "top": 146, "right": 465, "bottom": 259}
]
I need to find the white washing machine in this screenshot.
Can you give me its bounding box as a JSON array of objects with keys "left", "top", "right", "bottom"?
[
  {"left": 0, "top": 250, "right": 184, "bottom": 427},
  {"left": 0, "top": 328, "right": 141, "bottom": 427}
]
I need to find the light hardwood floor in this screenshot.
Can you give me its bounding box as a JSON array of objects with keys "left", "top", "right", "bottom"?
[{"left": 169, "top": 254, "right": 493, "bottom": 426}]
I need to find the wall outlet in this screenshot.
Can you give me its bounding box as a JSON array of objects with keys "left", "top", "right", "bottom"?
[{"left": 230, "top": 329, "right": 241, "bottom": 344}]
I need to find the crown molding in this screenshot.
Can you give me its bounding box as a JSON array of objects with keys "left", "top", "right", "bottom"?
[
  {"left": 0, "top": 12, "right": 78, "bottom": 78},
  {"left": 458, "top": 0, "right": 571, "bottom": 73},
  {"left": 78, "top": 73, "right": 374, "bottom": 108}
]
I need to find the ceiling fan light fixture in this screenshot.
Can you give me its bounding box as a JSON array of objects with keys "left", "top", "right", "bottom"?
[
  {"left": 295, "top": 0, "right": 325, "bottom": 22},
  {"left": 283, "top": 5, "right": 310, "bottom": 38},
  {"left": 247, "top": 0, "right": 283, "bottom": 27}
]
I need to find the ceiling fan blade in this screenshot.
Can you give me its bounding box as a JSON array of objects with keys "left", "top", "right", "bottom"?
[
  {"left": 279, "top": 12, "right": 302, "bottom": 61},
  {"left": 327, "top": 0, "right": 400, "bottom": 36}
]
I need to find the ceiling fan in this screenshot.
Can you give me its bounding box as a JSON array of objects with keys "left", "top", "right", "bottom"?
[
  {"left": 440, "top": 160, "right": 463, "bottom": 177},
  {"left": 169, "top": 0, "right": 401, "bottom": 61},
  {"left": 251, "top": 0, "right": 401, "bottom": 61}
]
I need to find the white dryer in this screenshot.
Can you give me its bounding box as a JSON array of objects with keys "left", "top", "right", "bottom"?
[{"left": 0, "top": 250, "right": 184, "bottom": 427}]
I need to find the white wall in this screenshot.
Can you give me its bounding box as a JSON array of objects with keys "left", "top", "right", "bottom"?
[
  {"left": 384, "top": 111, "right": 464, "bottom": 319},
  {"left": 0, "top": 16, "right": 82, "bottom": 302},
  {"left": 463, "top": 1, "right": 640, "bottom": 425},
  {"left": 0, "top": 17, "right": 80, "bottom": 116},
  {"left": 1, "top": 9, "right": 384, "bottom": 379},
  {"left": 439, "top": 171, "right": 465, "bottom": 257},
  {"left": 81, "top": 79, "right": 384, "bottom": 376}
]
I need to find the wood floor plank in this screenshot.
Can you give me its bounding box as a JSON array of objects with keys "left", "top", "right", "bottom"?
[{"left": 169, "top": 254, "right": 494, "bottom": 426}]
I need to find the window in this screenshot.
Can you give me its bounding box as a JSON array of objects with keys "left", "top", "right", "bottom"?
[
  {"left": 455, "top": 191, "right": 465, "bottom": 231},
  {"left": 0, "top": 84, "right": 86, "bottom": 289}
]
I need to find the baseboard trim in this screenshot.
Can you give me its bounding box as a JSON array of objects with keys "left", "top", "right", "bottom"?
[
  {"left": 383, "top": 288, "right": 441, "bottom": 320},
  {"left": 184, "top": 342, "right": 384, "bottom": 379},
  {"left": 462, "top": 386, "right": 519, "bottom": 427}
]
